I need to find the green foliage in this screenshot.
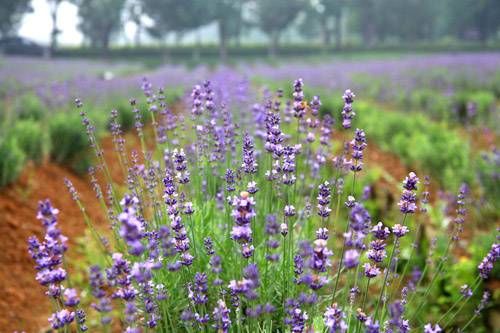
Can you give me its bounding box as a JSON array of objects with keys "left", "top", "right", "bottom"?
[
  {"left": 70, "top": 0, "right": 126, "bottom": 49},
  {"left": 405, "top": 89, "right": 451, "bottom": 121},
  {"left": 0, "top": 136, "right": 25, "bottom": 187},
  {"left": 14, "top": 93, "right": 47, "bottom": 121},
  {"left": 48, "top": 112, "right": 89, "bottom": 173},
  {"left": 8, "top": 120, "right": 46, "bottom": 164},
  {"left": 475, "top": 149, "right": 500, "bottom": 215},
  {"left": 0, "top": 0, "right": 31, "bottom": 36},
  {"left": 453, "top": 90, "right": 496, "bottom": 123},
  {"left": 355, "top": 101, "right": 472, "bottom": 189}
]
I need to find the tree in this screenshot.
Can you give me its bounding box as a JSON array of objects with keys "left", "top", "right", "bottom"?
[
  {"left": 48, "top": 0, "right": 63, "bottom": 54},
  {"left": 302, "top": 0, "right": 345, "bottom": 48},
  {"left": 254, "top": 0, "right": 306, "bottom": 56},
  {"left": 142, "top": 0, "right": 210, "bottom": 40},
  {"left": 212, "top": 0, "right": 245, "bottom": 61},
  {"left": 446, "top": 0, "right": 500, "bottom": 42},
  {"left": 0, "top": 0, "right": 31, "bottom": 38},
  {"left": 72, "top": 0, "right": 126, "bottom": 50}
]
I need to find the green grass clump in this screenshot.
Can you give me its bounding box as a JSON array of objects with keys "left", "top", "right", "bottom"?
[
  {"left": 9, "top": 120, "right": 47, "bottom": 164},
  {"left": 49, "top": 113, "right": 90, "bottom": 173},
  {"left": 355, "top": 101, "right": 471, "bottom": 189},
  {"left": 0, "top": 136, "right": 26, "bottom": 187},
  {"left": 14, "top": 93, "right": 47, "bottom": 121}
]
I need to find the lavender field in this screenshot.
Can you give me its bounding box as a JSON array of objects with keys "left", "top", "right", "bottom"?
[{"left": 1, "top": 51, "right": 499, "bottom": 333}]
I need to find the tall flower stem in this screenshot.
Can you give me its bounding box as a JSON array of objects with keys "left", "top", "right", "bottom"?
[
  {"left": 374, "top": 214, "right": 407, "bottom": 321},
  {"left": 442, "top": 278, "right": 481, "bottom": 329},
  {"left": 436, "top": 276, "right": 481, "bottom": 325}
]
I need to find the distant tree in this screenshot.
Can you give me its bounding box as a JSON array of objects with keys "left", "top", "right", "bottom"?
[
  {"left": 0, "top": 0, "right": 31, "bottom": 38},
  {"left": 142, "top": 0, "right": 210, "bottom": 41},
  {"left": 212, "top": 0, "right": 246, "bottom": 61},
  {"left": 48, "top": 0, "right": 63, "bottom": 54},
  {"left": 446, "top": 0, "right": 500, "bottom": 42},
  {"left": 302, "top": 0, "right": 345, "bottom": 48},
  {"left": 254, "top": 0, "right": 306, "bottom": 56},
  {"left": 72, "top": 0, "right": 126, "bottom": 50}
]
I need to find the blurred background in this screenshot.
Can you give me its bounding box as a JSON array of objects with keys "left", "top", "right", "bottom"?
[{"left": 0, "top": 0, "right": 499, "bottom": 332}]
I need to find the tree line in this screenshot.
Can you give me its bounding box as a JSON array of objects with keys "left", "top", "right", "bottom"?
[{"left": 2, "top": 0, "right": 500, "bottom": 57}]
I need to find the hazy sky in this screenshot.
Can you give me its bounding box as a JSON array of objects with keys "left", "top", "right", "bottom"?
[
  {"left": 18, "top": 0, "right": 141, "bottom": 46},
  {"left": 19, "top": 0, "right": 83, "bottom": 45}
]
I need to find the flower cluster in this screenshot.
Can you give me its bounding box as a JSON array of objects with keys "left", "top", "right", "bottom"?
[
  {"left": 398, "top": 172, "right": 419, "bottom": 214},
  {"left": 341, "top": 89, "right": 356, "bottom": 129},
  {"left": 28, "top": 201, "right": 86, "bottom": 331},
  {"left": 349, "top": 128, "right": 367, "bottom": 172},
  {"left": 317, "top": 181, "right": 332, "bottom": 218},
  {"left": 230, "top": 191, "right": 256, "bottom": 258},
  {"left": 25, "top": 78, "right": 498, "bottom": 333}
]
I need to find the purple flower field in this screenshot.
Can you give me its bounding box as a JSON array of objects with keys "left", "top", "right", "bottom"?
[{"left": 0, "top": 52, "right": 499, "bottom": 332}]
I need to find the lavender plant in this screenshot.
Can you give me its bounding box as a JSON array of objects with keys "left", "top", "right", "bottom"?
[{"left": 27, "top": 78, "right": 498, "bottom": 332}]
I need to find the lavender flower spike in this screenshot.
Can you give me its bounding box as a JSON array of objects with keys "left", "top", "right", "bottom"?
[{"left": 341, "top": 89, "right": 356, "bottom": 129}]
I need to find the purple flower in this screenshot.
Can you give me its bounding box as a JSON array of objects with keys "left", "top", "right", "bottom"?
[
  {"left": 365, "top": 317, "right": 380, "bottom": 333},
  {"left": 212, "top": 299, "right": 231, "bottom": 332},
  {"left": 48, "top": 309, "right": 75, "bottom": 329},
  {"left": 341, "top": 89, "right": 356, "bottom": 129},
  {"left": 28, "top": 199, "right": 70, "bottom": 304},
  {"left": 247, "top": 181, "right": 259, "bottom": 194},
  {"left": 282, "top": 146, "right": 297, "bottom": 185},
  {"left": 474, "top": 290, "right": 491, "bottom": 315},
  {"left": 118, "top": 195, "right": 145, "bottom": 256},
  {"left": 225, "top": 169, "right": 236, "bottom": 192},
  {"left": 63, "top": 288, "right": 80, "bottom": 307},
  {"left": 424, "top": 323, "right": 442, "bottom": 333},
  {"left": 284, "top": 205, "right": 296, "bottom": 217},
  {"left": 323, "top": 303, "right": 347, "bottom": 333},
  {"left": 363, "top": 263, "right": 381, "bottom": 278},
  {"left": 388, "top": 300, "right": 409, "bottom": 333},
  {"left": 292, "top": 78, "right": 306, "bottom": 119},
  {"left": 310, "top": 95, "right": 321, "bottom": 116},
  {"left": 478, "top": 243, "right": 499, "bottom": 279},
  {"left": 311, "top": 238, "right": 333, "bottom": 273},
  {"left": 392, "top": 224, "right": 410, "bottom": 238},
  {"left": 344, "top": 249, "right": 360, "bottom": 269},
  {"left": 349, "top": 129, "right": 367, "bottom": 172},
  {"left": 288, "top": 307, "right": 308, "bottom": 333},
  {"left": 316, "top": 228, "right": 329, "bottom": 240},
  {"left": 460, "top": 284, "right": 473, "bottom": 298},
  {"left": 280, "top": 223, "right": 289, "bottom": 236},
  {"left": 398, "top": 172, "right": 419, "bottom": 214},
  {"left": 349, "top": 203, "right": 371, "bottom": 233},
  {"left": 188, "top": 272, "right": 208, "bottom": 305},
  {"left": 372, "top": 222, "right": 391, "bottom": 240},
  {"left": 317, "top": 181, "right": 332, "bottom": 218},
  {"left": 367, "top": 240, "right": 387, "bottom": 263},
  {"left": 242, "top": 132, "right": 257, "bottom": 174}
]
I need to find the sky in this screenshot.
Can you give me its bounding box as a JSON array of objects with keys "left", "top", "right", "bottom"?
[
  {"left": 19, "top": 0, "right": 83, "bottom": 46},
  {"left": 17, "top": 0, "right": 141, "bottom": 46}
]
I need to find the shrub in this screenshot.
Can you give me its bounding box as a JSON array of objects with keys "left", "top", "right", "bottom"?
[
  {"left": 14, "top": 93, "right": 47, "bottom": 121},
  {"left": 48, "top": 112, "right": 89, "bottom": 173},
  {"left": 0, "top": 136, "right": 25, "bottom": 187},
  {"left": 453, "top": 90, "right": 496, "bottom": 124},
  {"left": 26, "top": 79, "right": 498, "bottom": 333},
  {"left": 9, "top": 120, "right": 47, "bottom": 164},
  {"left": 355, "top": 101, "right": 472, "bottom": 189}
]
